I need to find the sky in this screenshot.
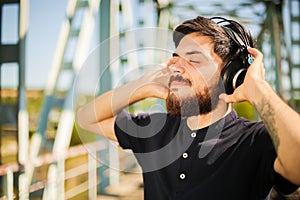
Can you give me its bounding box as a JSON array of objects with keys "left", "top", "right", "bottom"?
[
  {"left": 26, "top": 0, "right": 69, "bottom": 89},
  {"left": 2, "top": 0, "right": 262, "bottom": 90},
  {"left": 3, "top": 0, "right": 160, "bottom": 90},
  {"left": 2, "top": 0, "right": 68, "bottom": 89},
  {"left": 2, "top": 0, "right": 298, "bottom": 92}
]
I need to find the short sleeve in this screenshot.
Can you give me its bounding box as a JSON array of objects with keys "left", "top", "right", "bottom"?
[
  {"left": 274, "top": 172, "right": 299, "bottom": 195},
  {"left": 254, "top": 125, "right": 299, "bottom": 196},
  {"left": 114, "top": 111, "right": 151, "bottom": 150},
  {"left": 114, "top": 111, "right": 133, "bottom": 149},
  {"left": 114, "top": 111, "right": 181, "bottom": 154}
]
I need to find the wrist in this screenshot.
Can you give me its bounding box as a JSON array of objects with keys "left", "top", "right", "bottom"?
[
  {"left": 138, "top": 83, "right": 169, "bottom": 99},
  {"left": 125, "top": 80, "right": 149, "bottom": 102},
  {"left": 248, "top": 79, "right": 272, "bottom": 106},
  {"left": 122, "top": 80, "right": 167, "bottom": 103}
]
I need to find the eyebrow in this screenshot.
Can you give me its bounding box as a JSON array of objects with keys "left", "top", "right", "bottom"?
[
  {"left": 172, "top": 50, "right": 203, "bottom": 58},
  {"left": 185, "top": 50, "right": 203, "bottom": 55}
]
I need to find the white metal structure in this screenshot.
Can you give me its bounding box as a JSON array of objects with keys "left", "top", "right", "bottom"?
[{"left": 28, "top": 0, "right": 101, "bottom": 198}]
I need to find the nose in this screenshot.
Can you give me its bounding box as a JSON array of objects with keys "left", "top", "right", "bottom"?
[{"left": 169, "top": 57, "right": 186, "bottom": 74}]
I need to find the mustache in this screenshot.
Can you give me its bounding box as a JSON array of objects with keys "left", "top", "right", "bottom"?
[{"left": 168, "top": 75, "right": 192, "bottom": 87}]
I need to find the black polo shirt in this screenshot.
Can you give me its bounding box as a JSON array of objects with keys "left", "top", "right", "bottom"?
[{"left": 114, "top": 110, "right": 298, "bottom": 200}]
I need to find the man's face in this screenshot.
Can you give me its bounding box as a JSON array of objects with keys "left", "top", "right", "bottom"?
[{"left": 166, "top": 33, "right": 224, "bottom": 116}]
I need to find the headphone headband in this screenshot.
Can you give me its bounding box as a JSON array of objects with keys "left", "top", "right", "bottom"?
[{"left": 210, "top": 17, "right": 251, "bottom": 49}]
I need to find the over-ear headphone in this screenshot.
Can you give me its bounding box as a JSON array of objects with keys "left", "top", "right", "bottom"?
[{"left": 210, "top": 17, "right": 254, "bottom": 94}]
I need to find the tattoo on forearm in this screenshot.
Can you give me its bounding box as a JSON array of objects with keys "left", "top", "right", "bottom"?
[{"left": 256, "top": 97, "right": 280, "bottom": 152}]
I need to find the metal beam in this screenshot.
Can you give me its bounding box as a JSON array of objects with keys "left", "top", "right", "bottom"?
[
  {"left": 98, "top": 0, "right": 112, "bottom": 194},
  {"left": 0, "top": 45, "right": 20, "bottom": 63}
]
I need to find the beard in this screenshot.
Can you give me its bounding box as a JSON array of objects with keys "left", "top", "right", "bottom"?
[{"left": 166, "top": 75, "right": 223, "bottom": 117}]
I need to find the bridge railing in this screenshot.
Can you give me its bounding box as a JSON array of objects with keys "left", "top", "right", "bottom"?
[{"left": 0, "top": 140, "right": 108, "bottom": 200}]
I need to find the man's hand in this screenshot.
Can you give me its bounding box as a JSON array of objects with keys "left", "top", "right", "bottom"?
[
  {"left": 137, "top": 66, "right": 171, "bottom": 100},
  {"left": 219, "top": 48, "right": 266, "bottom": 104}
]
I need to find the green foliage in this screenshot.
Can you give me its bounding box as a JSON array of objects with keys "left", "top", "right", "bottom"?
[
  {"left": 233, "top": 101, "right": 257, "bottom": 121},
  {"left": 27, "top": 91, "right": 43, "bottom": 113},
  {"left": 1, "top": 96, "right": 17, "bottom": 105}
]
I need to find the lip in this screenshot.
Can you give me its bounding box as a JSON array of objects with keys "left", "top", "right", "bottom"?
[
  {"left": 169, "top": 81, "right": 191, "bottom": 88},
  {"left": 168, "top": 75, "right": 192, "bottom": 89}
]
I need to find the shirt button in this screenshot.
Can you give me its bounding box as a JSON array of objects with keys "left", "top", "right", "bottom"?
[
  {"left": 191, "top": 132, "right": 196, "bottom": 138},
  {"left": 179, "top": 173, "right": 186, "bottom": 180},
  {"left": 182, "top": 153, "right": 188, "bottom": 159}
]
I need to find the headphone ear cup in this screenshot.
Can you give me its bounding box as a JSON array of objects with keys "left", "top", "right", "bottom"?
[{"left": 221, "top": 57, "right": 248, "bottom": 94}]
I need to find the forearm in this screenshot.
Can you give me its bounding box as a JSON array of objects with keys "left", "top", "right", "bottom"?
[
  {"left": 76, "top": 80, "right": 150, "bottom": 139},
  {"left": 78, "top": 79, "right": 152, "bottom": 126},
  {"left": 250, "top": 80, "right": 300, "bottom": 184}
]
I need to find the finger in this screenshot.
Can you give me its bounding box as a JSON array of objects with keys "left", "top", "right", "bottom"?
[
  {"left": 248, "top": 48, "right": 263, "bottom": 63},
  {"left": 165, "top": 59, "right": 173, "bottom": 67},
  {"left": 219, "top": 91, "right": 245, "bottom": 103},
  {"left": 161, "top": 66, "right": 172, "bottom": 75},
  {"left": 160, "top": 62, "right": 167, "bottom": 68},
  {"left": 166, "top": 58, "right": 174, "bottom": 67},
  {"left": 166, "top": 57, "right": 179, "bottom": 67},
  {"left": 247, "top": 48, "right": 266, "bottom": 78},
  {"left": 219, "top": 93, "right": 234, "bottom": 103}
]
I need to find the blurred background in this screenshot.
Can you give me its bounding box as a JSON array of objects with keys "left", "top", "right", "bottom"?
[{"left": 0, "top": 0, "right": 299, "bottom": 199}]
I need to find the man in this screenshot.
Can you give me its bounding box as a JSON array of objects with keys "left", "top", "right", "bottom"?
[{"left": 77, "top": 16, "right": 300, "bottom": 199}]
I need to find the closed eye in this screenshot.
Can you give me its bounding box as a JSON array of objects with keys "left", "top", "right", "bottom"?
[{"left": 189, "top": 60, "right": 201, "bottom": 63}]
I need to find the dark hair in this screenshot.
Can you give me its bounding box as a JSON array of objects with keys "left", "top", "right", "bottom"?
[{"left": 173, "top": 16, "right": 256, "bottom": 68}]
